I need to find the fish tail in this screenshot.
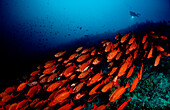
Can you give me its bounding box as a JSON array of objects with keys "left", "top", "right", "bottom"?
[
  {"left": 106, "top": 102, "right": 110, "bottom": 107},
  {"left": 127, "top": 97, "right": 131, "bottom": 102},
  {"left": 69, "top": 87, "right": 74, "bottom": 93},
  {"left": 125, "top": 81, "right": 130, "bottom": 88},
  {"left": 70, "top": 100, "right": 74, "bottom": 105},
  {"left": 137, "top": 72, "right": 140, "bottom": 79}
]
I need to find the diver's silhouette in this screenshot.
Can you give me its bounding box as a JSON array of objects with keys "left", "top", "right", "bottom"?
[{"left": 130, "top": 11, "right": 141, "bottom": 17}]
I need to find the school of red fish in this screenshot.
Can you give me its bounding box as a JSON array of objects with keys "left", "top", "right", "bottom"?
[{"left": 0, "top": 31, "right": 169, "bottom": 110}]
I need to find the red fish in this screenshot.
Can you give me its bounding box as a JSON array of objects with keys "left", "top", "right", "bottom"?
[
  {"left": 112, "top": 41, "right": 119, "bottom": 49},
  {"left": 58, "top": 57, "right": 63, "bottom": 62},
  {"left": 109, "top": 81, "right": 130, "bottom": 102},
  {"left": 73, "top": 104, "right": 86, "bottom": 110},
  {"left": 133, "top": 49, "right": 138, "bottom": 59},
  {"left": 92, "top": 56, "right": 103, "bottom": 65},
  {"left": 151, "top": 34, "right": 159, "bottom": 39},
  {"left": 139, "top": 63, "right": 143, "bottom": 80},
  {"left": 29, "top": 98, "right": 40, "bottom": 108},
  {"left": 70, "top": 74, "right": 76, "bottom": 80},
  {"left": 78, "top": 69, "right": 91, "bottom": 79},
  {"left": 65, "top": 62, "right": 73, "bottom": 67},
  {"left": 143, "top": 41, "right": 148, "bottom": 49},
  {"left": 88, "top": 94, "right": 98, "bottom": 102},
  {"left": 117, "top": 97, "right": 131, "bottom": 110},
  {"left": 95, "top": 103, "right": 110, "bottom": 110},
  {"left": 28, "top": 76, "right": 36, "bottom": 82},
  {"left": 115, "top": 52, "right": 122, "bottom": 60},
  {"left": 43, "top": 66, "right": 56, "bottom": 74},
  {"left": 128, "top": 34, "right": 135, "bottom": 44},
  {"left": 162, "top": 52, "right": 170, "bottom": 57},
  {"left": 17, "top": 81, "right": 28, "bottom": 91},
  {"left": 76, "top": 46, "right": 83, "bottom": 52},
  {"left": 40, "top": 76, "right": 48, "bottom": 83},
  {"left": 115, "top": 33, "right": 120, "bottom": 40},
  {"left": 154, "top": 45, "right": 164, "bottom": 51},
  {"left": 125, "top": 48, "right": 130, "bottom": 54},
  {"left": 77, "top": 53, "right": 89, "bottom": 62},
  {"left": 154, "top": 53, "right": 161, "bottom": 66},
  {"left": 0, "top": 92, "right": 7, "bottom": 98},
  {"left": 147, "top": 46, "right": 153, "bottom": 58},
  {"left": 103, "top": 76, "right": 112, "bottom": 84},
  {"left": 142, "top": 34, "right": 148, "bottom": 43},
  {"left": 54, "top": 50, "right": 66, "bottom": 57},
  {"left": 118, "top": 62, "right": 129, "bottom": 77},
  {"left": 129, "top": 75, "right": 139, "bottom": 92},
  {"left": 4, "top": 86, "right": 16, "bottom": 94},
  {"left": 160, "top": 35, "right": 167, "bottom": 40},
  {"left": 9, "top": 103, "right": 17, "bottom": 110},
  {"left": 89, "top": 81, "right": 104, "bottom": 95},
  {"left": 121, "top": 32, "right": 131, "bottom": 43},
  {"left": 102, "top": 40, "right": 111, "bottom": 44},
  {"left": 73, "top": 90, "right": 87, "bottom": 100},
  {"left": 105, "top": 42, "right": 113, "bottom": 52},
  {"left": 47, "top": 72, "right": 58, "bottom": 82},
  {"left": 129, "top": 40, "right": 137, "bottom": 51},
  {"left": 77, "top": 58, "right": 93, "bottom": 72},
  {"left": 108, "top": 67, "right": 118, "bottom": 76},
  {"left": 68, "top": 52, "right": 79, "bottom": 61},
  {"left": 34, "top": 99, "right": 47, "bottom": 108},
  {"left": 25, "top": 84, "right": 41, "bottom": 97},
  {"left": 46, "top": 81, "right": 62, "bottom": 92},
  {"left": 43, "top": 106, "right": 53, "bottom": 110},
  {"left": 126, "top": 65, "right": 135, "bottom": 78},
  {"left": 44, "top": 60, "right": 56, "bottom": 68},
  {"left": 91, "top": 48, "right": 96, "bottom": 55},
  {"left": 89, "top": 46, "right": 95, "bottom": 52},
  {"left": 73, "top": 82, "right": 85, "bottom": 93},
  {"left": 30, "top": 70, "right": 40, "bottom": 76},
  {"left": 64, "top": 59, "right": 69, "bottom": 64},
  {"left": 29, "top": 81, "right": 38, "bottom": 87},
  {"left": 49, "top": 88, "right": 73, "bottom": 106},
  {"left": 81, "top": 48, "right": 90, "bottom": 54},
  {"left": 16, "top": 98, "right": 31, "bottom": 110},
  {"left": 39, "top": 74, "right": 46, "bottom": 80},
  {"left": 107, "top": 48, "right": 120, "bottom": 62},
  {"left": 58, "top": 100, "right": 74, "bottom": 110},
  {"left": 1, "top": 94, "right": 13, "bottom": 103},
  {"left": 101, "top": 81, "right": 114, "bottom": 93},
  {"left": 63, "top": 64, "right": 76, "bottom": 77},
  {"left": 87, "top": 70, "right": 103, "bottom": 86}
]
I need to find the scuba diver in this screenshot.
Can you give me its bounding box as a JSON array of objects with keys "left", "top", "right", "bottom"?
[{"left": 130, "top": 11, "right": 141, "bottom": 18}]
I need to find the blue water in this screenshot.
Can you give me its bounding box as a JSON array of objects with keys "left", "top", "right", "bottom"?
[{"left": 0, "top": 0, "right": 170, "bottom": 85}]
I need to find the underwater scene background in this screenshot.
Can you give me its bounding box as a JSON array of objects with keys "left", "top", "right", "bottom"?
[{"left": 0, "top": 0, "right": 170, "bottom": 110}]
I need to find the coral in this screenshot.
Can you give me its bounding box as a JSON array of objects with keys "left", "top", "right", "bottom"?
[{"left": 125, "top": 57, "right": 170, "bottom": 109}]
